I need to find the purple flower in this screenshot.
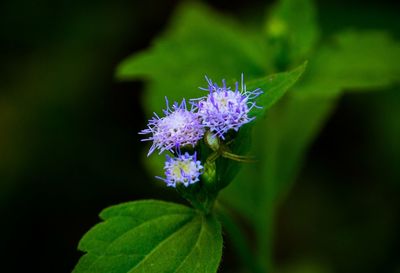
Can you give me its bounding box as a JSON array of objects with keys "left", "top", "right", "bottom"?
[
  {"left": 157, "top": 152, "right": 203, "bottom": 187},
  {"left": 193, "top": 75, "right": 262, "bottom": 139},
  {"left": 140, "top": 98, "right": 205, "bottom": 156}
]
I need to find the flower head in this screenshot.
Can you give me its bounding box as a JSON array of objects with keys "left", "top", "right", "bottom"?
[
  {"left": 193, "top": 75, "right": 262, "bottom": 139},
  {"left": 140, "top": 98, "right": 205, "bottom": 156},
  {"left": 157, "top": 152, "right": 203, "bottom": 187}
]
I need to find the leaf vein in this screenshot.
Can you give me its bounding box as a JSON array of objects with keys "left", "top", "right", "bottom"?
[
  {"left": 127, "top": 215, "right": 198, "bottom": 273},
  {"left": 171, "top": 215, "right": 204, "bottom": 273},
  {"left": 82, "top": 212, "right": 193, "bottom": 272}
]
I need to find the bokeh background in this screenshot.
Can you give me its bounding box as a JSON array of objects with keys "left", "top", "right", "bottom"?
[{"left": 0, "top": 0, "right": 399, "bottom": 273}]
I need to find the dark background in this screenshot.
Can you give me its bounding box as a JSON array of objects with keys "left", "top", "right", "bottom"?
[{"left": 0, "top": 0, "right": 399, "bottom": 272}]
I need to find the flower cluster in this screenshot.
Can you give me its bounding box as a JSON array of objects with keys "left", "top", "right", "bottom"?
[
  {"left": 139, "top": 99, "right": 204, "bottom": 156},
  {"left": 140, "top": 75, "right": 262, "bottom": 187},
  {"left": 193, "top": 75, "right": 263, "bottom": 139}
]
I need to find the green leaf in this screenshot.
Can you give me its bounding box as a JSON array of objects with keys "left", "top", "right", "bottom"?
[
  {"left": 266, "top": 0, "right": 319, "bottom": 64},
  {"left": 297, "top": 30, "right": 400, "bottom": 98},
  {"left": 249, "top": 61, "right": 307, "bottom": 117},
  {"left": 72, "top": 200, "right": 222, "bottom": 273},
  {"left": 115, "top": 2, "right": 270, "bottom": 114}
]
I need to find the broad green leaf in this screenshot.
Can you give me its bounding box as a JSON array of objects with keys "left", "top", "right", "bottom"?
[
  {"left": 297, "top": 30, "right": 400, "bottom": 98},
  {"left": 115, "top": 2, "right": 270, "bottom": 114},
  {"left": 266, "top": 0, "right": 319, "bottom": 64},
  {"left": 72, "top": 200, "right": 222, "bottom": 273}
]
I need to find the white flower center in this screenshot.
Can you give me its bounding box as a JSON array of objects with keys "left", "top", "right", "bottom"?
[
  {"left": 158, "top": 110, "right": 193, "bottom": 137},
  {"left": 170, "top": 161, "right": 196, "bottom": 181}
]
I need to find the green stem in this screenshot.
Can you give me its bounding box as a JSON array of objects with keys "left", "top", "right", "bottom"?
[
  {"left": 215, "top": 202, "right": 264, "bottom": 273},
  {"left": 177, "top": 185, "right": 216, "bottom": 214}
]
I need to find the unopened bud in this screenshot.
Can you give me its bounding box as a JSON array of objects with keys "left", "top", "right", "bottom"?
[
  {"left": 201, "top": 160, "right": 217, "bottom": 186},
  {"left": 204, "top": 131, "right": 220, "bottom": 152}
]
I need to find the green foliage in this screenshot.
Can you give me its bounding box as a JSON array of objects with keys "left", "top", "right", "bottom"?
[
  {"left": 222, "top": 30, "right": 400, "bottom": 230},
  {"left": 248, "top": 62, "right": 307, "bottom": 118},
  {"left": 72, "top": 0, "right": 400, "bottom": 272},
  {"left": 73, "top": 200, "right": 222, "bottom": 273},
  {"left": 266, "top": 0, "right": 319, "bottom": 66},
  {"left": 221, "top": 1, "right": 400, "bottom": 270},
  {"left": 297, "top": 30, "right": 400, "bottom": 97},
  {"left": 223, "top": 4, "right": 400, "bottom": 272},
  {"left": 116, "top": 2, "right": 271, "bottom": 114}
]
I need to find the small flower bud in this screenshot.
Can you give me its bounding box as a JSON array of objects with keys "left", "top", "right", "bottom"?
[
  {"left": 201, "top": 160, "right": 217, "bottom": 186},
  {"left": 265, "top": 17, "right": 287, "bottom": 38},
  {"left": 204, "top": 131, "right": 220, "bottom": 152}
]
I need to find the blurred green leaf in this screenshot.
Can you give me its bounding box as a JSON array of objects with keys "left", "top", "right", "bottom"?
[
  {"left": 116, "top": 2, "right": 270, "bottom": 114},
  {"left": 220, "top": 28, "right": 400, "bottom": 272},
  {"left": 222, "top": 30, "right": 400, "bottom": 223},
  {"left": 297, "top": 30, "right": 400, "bottom": 98},
  {"left": 266, "top": 0, "right": 319, "bottom": 65},
  {"left": 249, "top": 61, "right": 307, "bottom": 117},
  {"left": 73, "top": 200, "right": 222, "bottom": 273}
]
